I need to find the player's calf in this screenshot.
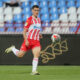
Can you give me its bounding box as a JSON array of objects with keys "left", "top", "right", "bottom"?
[
  {"left": 32, "top": 47, "right": 41, "bottom": 73},
  {"left": 17, "top": 51, "right": 26, "bottom": 58},
  {"left": 5, "top": 46, "right": 26, "bottom": 58}
]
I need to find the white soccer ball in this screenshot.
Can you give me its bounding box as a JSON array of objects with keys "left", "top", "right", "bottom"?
[{"left": 51, "top": 34, "right": 61, "bottom": 43}]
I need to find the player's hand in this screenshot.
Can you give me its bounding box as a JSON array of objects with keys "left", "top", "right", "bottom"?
[
  {"left": 39, "top": 34, "right": 43, "bottom": 39},
  {"left": 25, "top": 40, "right": 29, "bottom": 46}
]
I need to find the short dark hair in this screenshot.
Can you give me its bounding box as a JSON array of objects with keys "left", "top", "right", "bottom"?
[{"left": 32, "top": 5, "right": 39, "bottom": 9}]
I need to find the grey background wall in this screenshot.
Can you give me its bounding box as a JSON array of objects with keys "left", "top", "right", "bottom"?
[{"left": 0, "top": 34, "right": 80, "bottom": 65}]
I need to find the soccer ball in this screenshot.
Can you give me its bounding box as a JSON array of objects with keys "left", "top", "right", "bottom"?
[{"left": 51, "top": 34, "right": 61, "bottom": 43}]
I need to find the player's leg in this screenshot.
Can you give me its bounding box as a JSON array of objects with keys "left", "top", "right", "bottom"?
[
  {"left": 5, "top": 45, "right": 26, "bottom": 58},
  {"left": 5, "top": 41, "right": 27, "bottom": 58},
  {"left": 31, "top": 46, "right": 41, "bottom": 75},
  {"left": 11, "top": 46, "right": 26, "bottom": 58}
]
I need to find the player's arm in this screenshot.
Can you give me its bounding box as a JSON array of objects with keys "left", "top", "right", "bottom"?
[
  {"left": 39, "top": 34, "right": 43, "bottom": 39},
  {"left": 39, "top": 19, "right": 43, "bottom": 39},
  {"left": 23, "top": 28, "right": 28, "bottom": 41},
  {"left": 23, "top": 28, "right": 29, "bottom": 46},
  {"left": 23, "top": 18, "right": 31, "bottom": 46}
]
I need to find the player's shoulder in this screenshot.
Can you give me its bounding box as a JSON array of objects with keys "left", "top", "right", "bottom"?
[
  {"left": 37, "top": 17, "right": 40, "bottom": 20},
  {"left": 26, "top": 16, "right": 33, "bottom": 23},
  {"left": 37, "top": 17, "right": 41, "bottom": 22},
  {"left": 27, "top": 16, "right": 33, "bottom": 21}
]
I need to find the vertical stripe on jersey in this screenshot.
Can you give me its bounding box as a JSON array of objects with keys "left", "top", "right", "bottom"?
[
  {"left": 32, "top": 29, "right": 37, "bottom": 40},
  {"left": 36, "top": 30, "right": 40, "bottom": 40},
  {"left": 37, "top": 18, "right": 40, "bottom": 23},
  {"left": 34, "top": 30, "right": 38, "bottom": 40},
  {"left": 30, "top": 29, "right": 35, "bottom": 39},
  {"left": 28, "top": 29, "right": 33, "bottom": 39},
  {"left": 33, "top": 17, "right": 37, "bottom": 24}
]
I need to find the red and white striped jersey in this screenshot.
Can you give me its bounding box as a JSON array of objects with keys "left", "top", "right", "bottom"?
[{"left": 24, "top": 16, "right": 41, "bottom": 41}]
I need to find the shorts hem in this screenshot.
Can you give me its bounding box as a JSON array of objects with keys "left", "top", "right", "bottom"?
[{"left": 32, "top": 46, "right": 41, "bottom": 50}]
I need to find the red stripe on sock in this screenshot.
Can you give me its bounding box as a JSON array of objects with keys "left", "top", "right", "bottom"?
[
  {"left": 16, "top": 51, "right": 19, "bottom": 54},
  {"left": 33, "top": 58, "right": 38, "bottom": 61}
]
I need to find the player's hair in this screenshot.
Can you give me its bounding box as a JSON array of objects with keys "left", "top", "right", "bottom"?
[{"left": 32, "top": 5, "right": 39, "bottom": 9}]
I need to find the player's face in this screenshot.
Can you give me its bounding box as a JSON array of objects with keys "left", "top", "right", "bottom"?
[{"left": 32, "top": 8, "right": 39, "bottom": 17}]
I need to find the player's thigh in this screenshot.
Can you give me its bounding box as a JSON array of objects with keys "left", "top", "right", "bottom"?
[
  {"left": 19, "top": 41, "right": 27, "bottom": 57},
  {"left": 32, "top": 47, "right": 41, "bottom": 58},
  {"left": 18, "top": 50, "right": 26, "bottom": 57}
]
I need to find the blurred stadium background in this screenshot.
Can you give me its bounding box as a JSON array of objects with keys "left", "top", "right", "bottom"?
[
  {"left": 0, "top": 0, "right": 80, "bottom": 80},
  {"left": 0, "top": 0, "right": 80, "bottom": 33}
]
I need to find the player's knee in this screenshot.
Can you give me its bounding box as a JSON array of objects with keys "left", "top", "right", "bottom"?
[
  {"left": 17, "top": 53, "right": 24, "bottom": 58},
  {"left": 34, "top": 53, "right": 40, "bottom": 58},
  {"left": 18, "top": 55, "right": 24, "bottom": 58}
]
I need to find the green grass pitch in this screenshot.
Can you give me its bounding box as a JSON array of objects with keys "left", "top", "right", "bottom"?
[{"left": 0, "top": 66, "right": 80, "bottom": 80}]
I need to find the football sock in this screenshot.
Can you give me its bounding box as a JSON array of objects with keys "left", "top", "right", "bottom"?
[
  {"left": 32, "top": 58, "right": 38, "bottom": 72},
  {"left": 12, "top": 47, "right": 19, "bottom": 56}
]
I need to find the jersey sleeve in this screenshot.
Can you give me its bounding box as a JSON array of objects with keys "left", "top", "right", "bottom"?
[{"left": 24, "top": 17, "right": 31, "bottom": 29}]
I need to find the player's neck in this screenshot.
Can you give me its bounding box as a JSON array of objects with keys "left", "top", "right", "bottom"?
[{"left": 32, "top": 15, "right": 38, "bottom": 19}]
